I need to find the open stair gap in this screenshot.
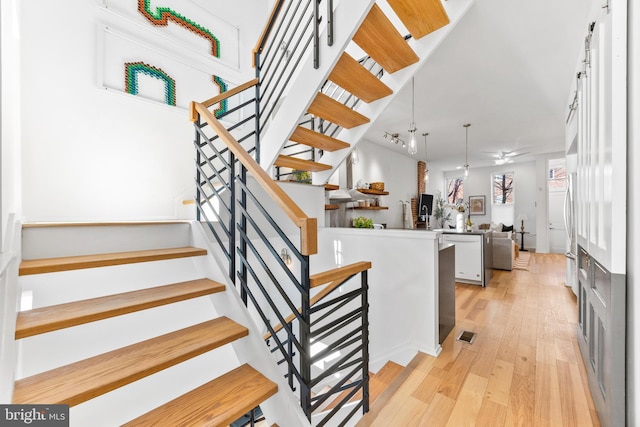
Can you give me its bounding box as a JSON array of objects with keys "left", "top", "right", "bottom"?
[
  {"left": 123, "top": 364, "right": 277, "bottom": 427},
  {"left": 12, "top": 317, "right": 248, "bottom": 406},
  {"left": 15, "top": 279, "right": 226, "bottom": 339},
  {"left": 19, "top": 247, "right": 207, "bottom": 276}
]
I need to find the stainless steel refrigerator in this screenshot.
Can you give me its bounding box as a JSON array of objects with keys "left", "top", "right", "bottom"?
[{"left": 564, "top": 172, "right": 577, "bottom": 295}]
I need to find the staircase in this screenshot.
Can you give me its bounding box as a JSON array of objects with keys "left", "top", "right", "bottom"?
[
  {"left": 12, "top": 222, "right": 302, "bottom": 426},
  {"left": 259, "top": 0, "right": 471, "bottom": 184}
]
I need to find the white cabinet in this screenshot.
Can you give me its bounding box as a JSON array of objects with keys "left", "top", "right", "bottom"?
[
  {"left": 441, "top": 233, "right": 491, "bottom": 286},
  {"left": 572, "top": 2, "right": 626, "bottom": 274}
]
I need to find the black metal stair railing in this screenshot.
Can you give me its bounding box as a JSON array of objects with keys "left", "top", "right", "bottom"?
[
  {"left": 191, "top": 92, "right": 370, "bottom": 426},
  {"left": 254, "top": 0, "right": 334, "bottom": 136}
]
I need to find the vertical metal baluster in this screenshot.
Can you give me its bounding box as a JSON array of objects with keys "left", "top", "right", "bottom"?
[
  {"left": 195, "top": 117, "right": 201, "bottom": 222},
  {"left": 300, "top": 255, "right": 312, "bottom": 420},
  {"left": 240, "top": 164, "right": 248, "bottom": 305},
  {"left": 229, "top": 148, "right": 237, "bottom": 288},
  {"left": 313, "top": 0, "right": 320, "bottom": 69},
  {"left": 255, "top": 52, "right": 262, "bottom": 164},
  {"left": 288, "top": 326, "right": 295, "bottom": 391},
  {"left": 327, "top": 0, "right": 334, "bottom": 46},
  {"left": 362, "top": 269, "right": 370, "bottom": 414}
]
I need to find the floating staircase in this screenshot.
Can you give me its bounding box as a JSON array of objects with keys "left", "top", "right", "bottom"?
[
  {"left": 271, "top": 0, "right": 454, "bottom": 182},
  {"left": 12, "top": 223, "right": 286, "bottom": 426}
]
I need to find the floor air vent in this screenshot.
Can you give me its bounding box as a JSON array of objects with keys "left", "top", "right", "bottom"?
[{"left": 456, "top": 330, "right": 477, "bottom": 344}]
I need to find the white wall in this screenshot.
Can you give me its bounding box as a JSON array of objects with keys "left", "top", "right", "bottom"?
[
  {"left": 342, "top": 140, "right": 420, "bottom": 229},
  {"left": 1, "top": 0, "right": 22, "bottom": 240},
  {"left": 627, "top": 0, "right": 639, "bottom": 423},
  {"left": 18, "top": 0, "right": 266, "bottom": 221},
  {"left": 444, "top": 161, "right": 540, "bottom": 250}
]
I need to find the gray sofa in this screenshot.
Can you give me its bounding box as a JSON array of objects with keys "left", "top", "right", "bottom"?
[{"left": 492, "top": 231, "right": 517, "bottom": 270}]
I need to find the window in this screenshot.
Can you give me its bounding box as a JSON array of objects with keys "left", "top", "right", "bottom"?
[
  {"left": 548, "top": 158, "right": 567, "bottom": 191},
  {"left": 492, "top": 172, "right": 514, "bottom": 204},
  {"left": 446, "top": 178, "right": 464, "bottom": 204}
]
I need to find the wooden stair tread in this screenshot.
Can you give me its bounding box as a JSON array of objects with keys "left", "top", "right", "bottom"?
[
  {"left": 123, "top": 364, "right": 277, "bottom": 427},
  {"left": 374, "top": 361, "right": 405, "bottom": 385},
  {"left": 352, "top": 4, "right": 419, "bottom": 73},
  {"left": 324, "top": 361, "right": 405, "bottom": 412},
  {"left": 387, "top": 0, "right": 450, "bottom": 40},
  {"left": 12, "top": 317, "right": 248, "bottom": 406},
  {"left": 328, "top": 53, "right": 393, "bottom": 103},
  {"left": 290, "top": 127, "right": 350, "bottom": 152},
  {"left": 307, "top": 93, "right": 370, "bottom": 129},
  {"left": 16, "top": 279, "right": 226, "bottom": 339},
  {"left": 19, "top": 247, "right": 207, "bottom": 276},
  {"left": 274, "top": 155, "right": 333, "bottom": 173},
  {"left": 310, "top": 261, "right": 372, "bottom": 288}
]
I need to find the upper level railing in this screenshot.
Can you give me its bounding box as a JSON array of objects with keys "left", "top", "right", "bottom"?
[
  {"left": 253, "top": 0, "right": 334, "bottom": 139},
  {"left": 191, "top": 81, "right": 369, "bottom": 425}
]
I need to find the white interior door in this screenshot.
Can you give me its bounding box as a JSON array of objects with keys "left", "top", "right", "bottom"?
[
  {"left": 548, "top": 192, "right": 566, "bottom": 253},
  {"left": 548, "top": 158, "right": 567, "bottom": 254}
]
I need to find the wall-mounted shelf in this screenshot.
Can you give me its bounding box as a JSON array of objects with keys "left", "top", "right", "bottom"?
[
  {"left": 324, "top": 184, "right": 339, "bottom": 191},
  {"left": 325, "top": 204, "right": 339, "bottom": 210},
  {"left": 353, "top": 206, "right": 388, "bottom": 210},
  {"left": 357, "top": 189, "right": 389, "bottom": 196}
]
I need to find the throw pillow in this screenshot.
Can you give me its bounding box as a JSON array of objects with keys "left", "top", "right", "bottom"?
[{"left": 502, "top": 224, "right": 514, "bottom": 232}]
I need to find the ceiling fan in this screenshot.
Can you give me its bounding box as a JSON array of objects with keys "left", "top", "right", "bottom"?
[{"left": 492, "top": 150, "right": 528, "bottom": 165}]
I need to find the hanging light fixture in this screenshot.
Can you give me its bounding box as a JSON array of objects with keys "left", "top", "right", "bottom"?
[
  {"left": 408, "top": 77, "right": 418, "bottom": 155},
  {"left": 463, "top": 123, "right": 471, "bottom": 178},
  {"left": 350, "top": 147, "right": 359, "bottom": 165},
  {"left": 422, "top": 132, "right": 429, "bottom": 183}
]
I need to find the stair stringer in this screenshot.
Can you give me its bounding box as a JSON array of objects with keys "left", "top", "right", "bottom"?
[
  {"left": 189, "top": 221, "right": 312, "bottom": 427},
  {"left": 259, "top": 0, "right": 378, "bottom": 172},
  {"left": 313, "top": 0, "right": 476, "bottom": 184}
]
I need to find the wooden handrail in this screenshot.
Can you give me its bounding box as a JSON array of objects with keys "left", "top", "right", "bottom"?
[
  {"left": 193, "top": 101, "right": 318, "bottom": 256},
  {"left": 252, "top": 0, "right": 285, "bottom": 68},
  {"left": 263, "top": 261, "right": 371, "bottom": 340},
  {"left": 189, "top": 78, "right": 258, "bottom": 122},
  {"left": 310, "top": 261, "right": 372, "bottom": 288}
]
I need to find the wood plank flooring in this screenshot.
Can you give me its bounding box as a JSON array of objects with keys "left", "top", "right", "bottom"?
[{"left": 359, "top": 253, "right": 600, "bottom": 426}]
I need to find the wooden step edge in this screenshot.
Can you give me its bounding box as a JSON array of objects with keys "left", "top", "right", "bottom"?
[
  {"left": 273, "top": 155, "right": 333, "bottom": 173},
  {"left": 123, "top": 364, "right": 277, "bottom": 426},
  {"left": 19, "top": 247, "right": 208, "bottom": 276},
  {"left": 12, "top": 317, "right": 248, "bottom": 406},
  {"left": 307, "top": 92, "right": 370, "bottom": 129},
  {"left": 16, "top": 278, "right": 226, "bottom": 339},
  {"left": 264, "top": 275, "right": 351, "bottom": 340},
  {"left": 387, "top": 0, "right": 450, "bottom": 40},
  {"left": 328, "top": 53, "right": 393, "bottom": 103},
  {"left": 352, "top": 4, "right": 419, "bottom": 74},
  {"left": 290, "top": 127, "right": 350, "bottom": 152},
  {"left": 310, "top": 261, "right": 372, "bottom": 288},
  {"left": 357, "top": 353, "right": 428, "bottom": 424},
  {"left": 21, "top": 221, "right": 192, "bottom": 229}
]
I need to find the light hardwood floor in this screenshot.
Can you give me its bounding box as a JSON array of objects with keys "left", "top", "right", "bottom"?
[{"left": 359, "top": 253, "right": 600, "bottom": 426}]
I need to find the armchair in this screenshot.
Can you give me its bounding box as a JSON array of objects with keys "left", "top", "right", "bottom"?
[{"left": 492, "top": 231, "right": 518, "bottom": 270}]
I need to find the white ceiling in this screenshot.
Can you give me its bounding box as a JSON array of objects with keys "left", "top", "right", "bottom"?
[{"left": 363, "top": 0, "right": 593, "bottom": 171}]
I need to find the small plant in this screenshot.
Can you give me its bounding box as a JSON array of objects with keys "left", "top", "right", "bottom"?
[
  {"left": 293, "top": 169, "right": 311, "bottom": 182},
  {"left": 353, "top": 216, "right": 374, "bottom": 228},
  {"left": 432, "top": 191, "right": 452, "bottom": 228}
]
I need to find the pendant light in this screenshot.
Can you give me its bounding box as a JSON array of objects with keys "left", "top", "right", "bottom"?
[
  {"left": 463, "top": 123, "right": 471, "bottom": 178},
  {"left": 423, "top": 132, "right": 430, "bottom": 183},
  {"left": 408, "top": 77, "right": 418, "bottom": 155}
]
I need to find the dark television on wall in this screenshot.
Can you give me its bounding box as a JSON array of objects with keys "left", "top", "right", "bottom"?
[{"left": 418, "top": 193, "right": 434, "bottom": 222}]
